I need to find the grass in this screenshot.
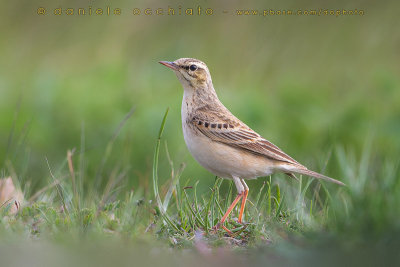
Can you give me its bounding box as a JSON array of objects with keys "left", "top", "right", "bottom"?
[{"left": 1, "top": 108, "right": 400, "bottom": 266}]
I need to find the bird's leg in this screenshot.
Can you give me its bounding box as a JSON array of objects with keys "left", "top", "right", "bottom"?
[
  {"left": 238, "top": 179, "right": 249, "bottom": 224},
  {"left": 213, "top": 192, "right": 243, "bottom": 230},
  {"left": 213, "top": 176, "right": 245, "bottom": 232},
  {"left": 238, "top": 190, "right": 248, "bottom": 224}
]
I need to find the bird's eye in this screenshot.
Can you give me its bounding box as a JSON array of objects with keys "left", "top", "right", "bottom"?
[{"left": 189, "top": 64, "right": 198, "bottom": 71}]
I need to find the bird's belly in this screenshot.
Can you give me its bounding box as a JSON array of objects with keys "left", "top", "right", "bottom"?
[{"left": 182, "top": 125, "right": 275, "bottom": 179}]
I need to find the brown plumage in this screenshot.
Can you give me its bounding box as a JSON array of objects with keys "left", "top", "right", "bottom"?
[{"left": 160, "top": 58, "right": 344, "bottom": 232}]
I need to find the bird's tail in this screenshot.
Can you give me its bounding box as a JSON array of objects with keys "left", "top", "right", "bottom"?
[{"left": 292, "top": 168, "right": 345, "bottom": 186}]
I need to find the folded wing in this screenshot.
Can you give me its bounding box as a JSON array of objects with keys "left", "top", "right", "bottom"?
[{"left": 190, "top": 113, "right": 301, "bottom": 166}]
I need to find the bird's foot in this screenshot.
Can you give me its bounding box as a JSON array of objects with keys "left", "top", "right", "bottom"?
[
  {"left": 211, "top": 223, "right": 234, "bottom": 236},
  {"left": 211, "top": 222, "right": 221, "bottom": 233},
  {"left": 221, "top": 225, "right": 234, "bottom": 236}
]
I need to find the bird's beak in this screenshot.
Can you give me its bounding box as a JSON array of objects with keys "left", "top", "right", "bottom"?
[{"left": 159, "top": 61, "right": 179, "bottom": 71}]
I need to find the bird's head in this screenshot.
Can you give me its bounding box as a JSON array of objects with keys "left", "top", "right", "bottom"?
[{"left": 159, "top": 58, "right": 212, "bottom": 90}]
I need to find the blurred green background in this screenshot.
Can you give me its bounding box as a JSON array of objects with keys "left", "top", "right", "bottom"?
[{"left": 0, "top": 0, "right": 399, "bottom": 196}]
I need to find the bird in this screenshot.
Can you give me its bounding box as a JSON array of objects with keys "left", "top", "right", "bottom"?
[{"left": 159, "top": 58, "right": 344, "bottom": 233}]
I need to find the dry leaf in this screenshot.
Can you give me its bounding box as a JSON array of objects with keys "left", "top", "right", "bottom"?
[{"left": 0, "top": 177, "right": 24, "bottom": 214}]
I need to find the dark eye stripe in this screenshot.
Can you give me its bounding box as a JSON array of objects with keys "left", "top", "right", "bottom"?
[{"left": 180, "top": 65, "right": 200, "bottom": 71}]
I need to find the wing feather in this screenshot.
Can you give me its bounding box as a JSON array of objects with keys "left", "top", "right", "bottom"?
[{"left": 191, "top": 114, "right": 300, "bottom": 165}]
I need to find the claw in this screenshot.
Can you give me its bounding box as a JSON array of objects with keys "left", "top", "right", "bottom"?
[{"left": 221, "top": 225, "right": 234, "bottom": 236}]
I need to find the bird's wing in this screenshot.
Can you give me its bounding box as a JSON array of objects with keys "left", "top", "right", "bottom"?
[{"left": 190, "top": 112, "right": 301, "bottom": 166}]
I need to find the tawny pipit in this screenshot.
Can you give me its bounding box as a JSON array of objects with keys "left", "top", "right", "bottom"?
[{"left": 159, "top": 58, "right": 344, "bottom": 232}]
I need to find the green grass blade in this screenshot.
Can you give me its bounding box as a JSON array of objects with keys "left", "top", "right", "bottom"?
[
  {"left": 183, "top": 188, "right": 205, "bottom": 229},
  {"left": 151, "top": 108, "right": 180, "bottom": 232},
  {"left": 153, "top": 108, "right": 169, "bottom": 211}
]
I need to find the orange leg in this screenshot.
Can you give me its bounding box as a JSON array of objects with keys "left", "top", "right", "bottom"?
[
  {"left": 213, "top": 192, "right": 243, "bottom": 230},
  {"left": 238, "top": 189, "right": 249, "bottom": 224},
  {"left": 221, "top": 225, "right": 233, "bottom": 236}
]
